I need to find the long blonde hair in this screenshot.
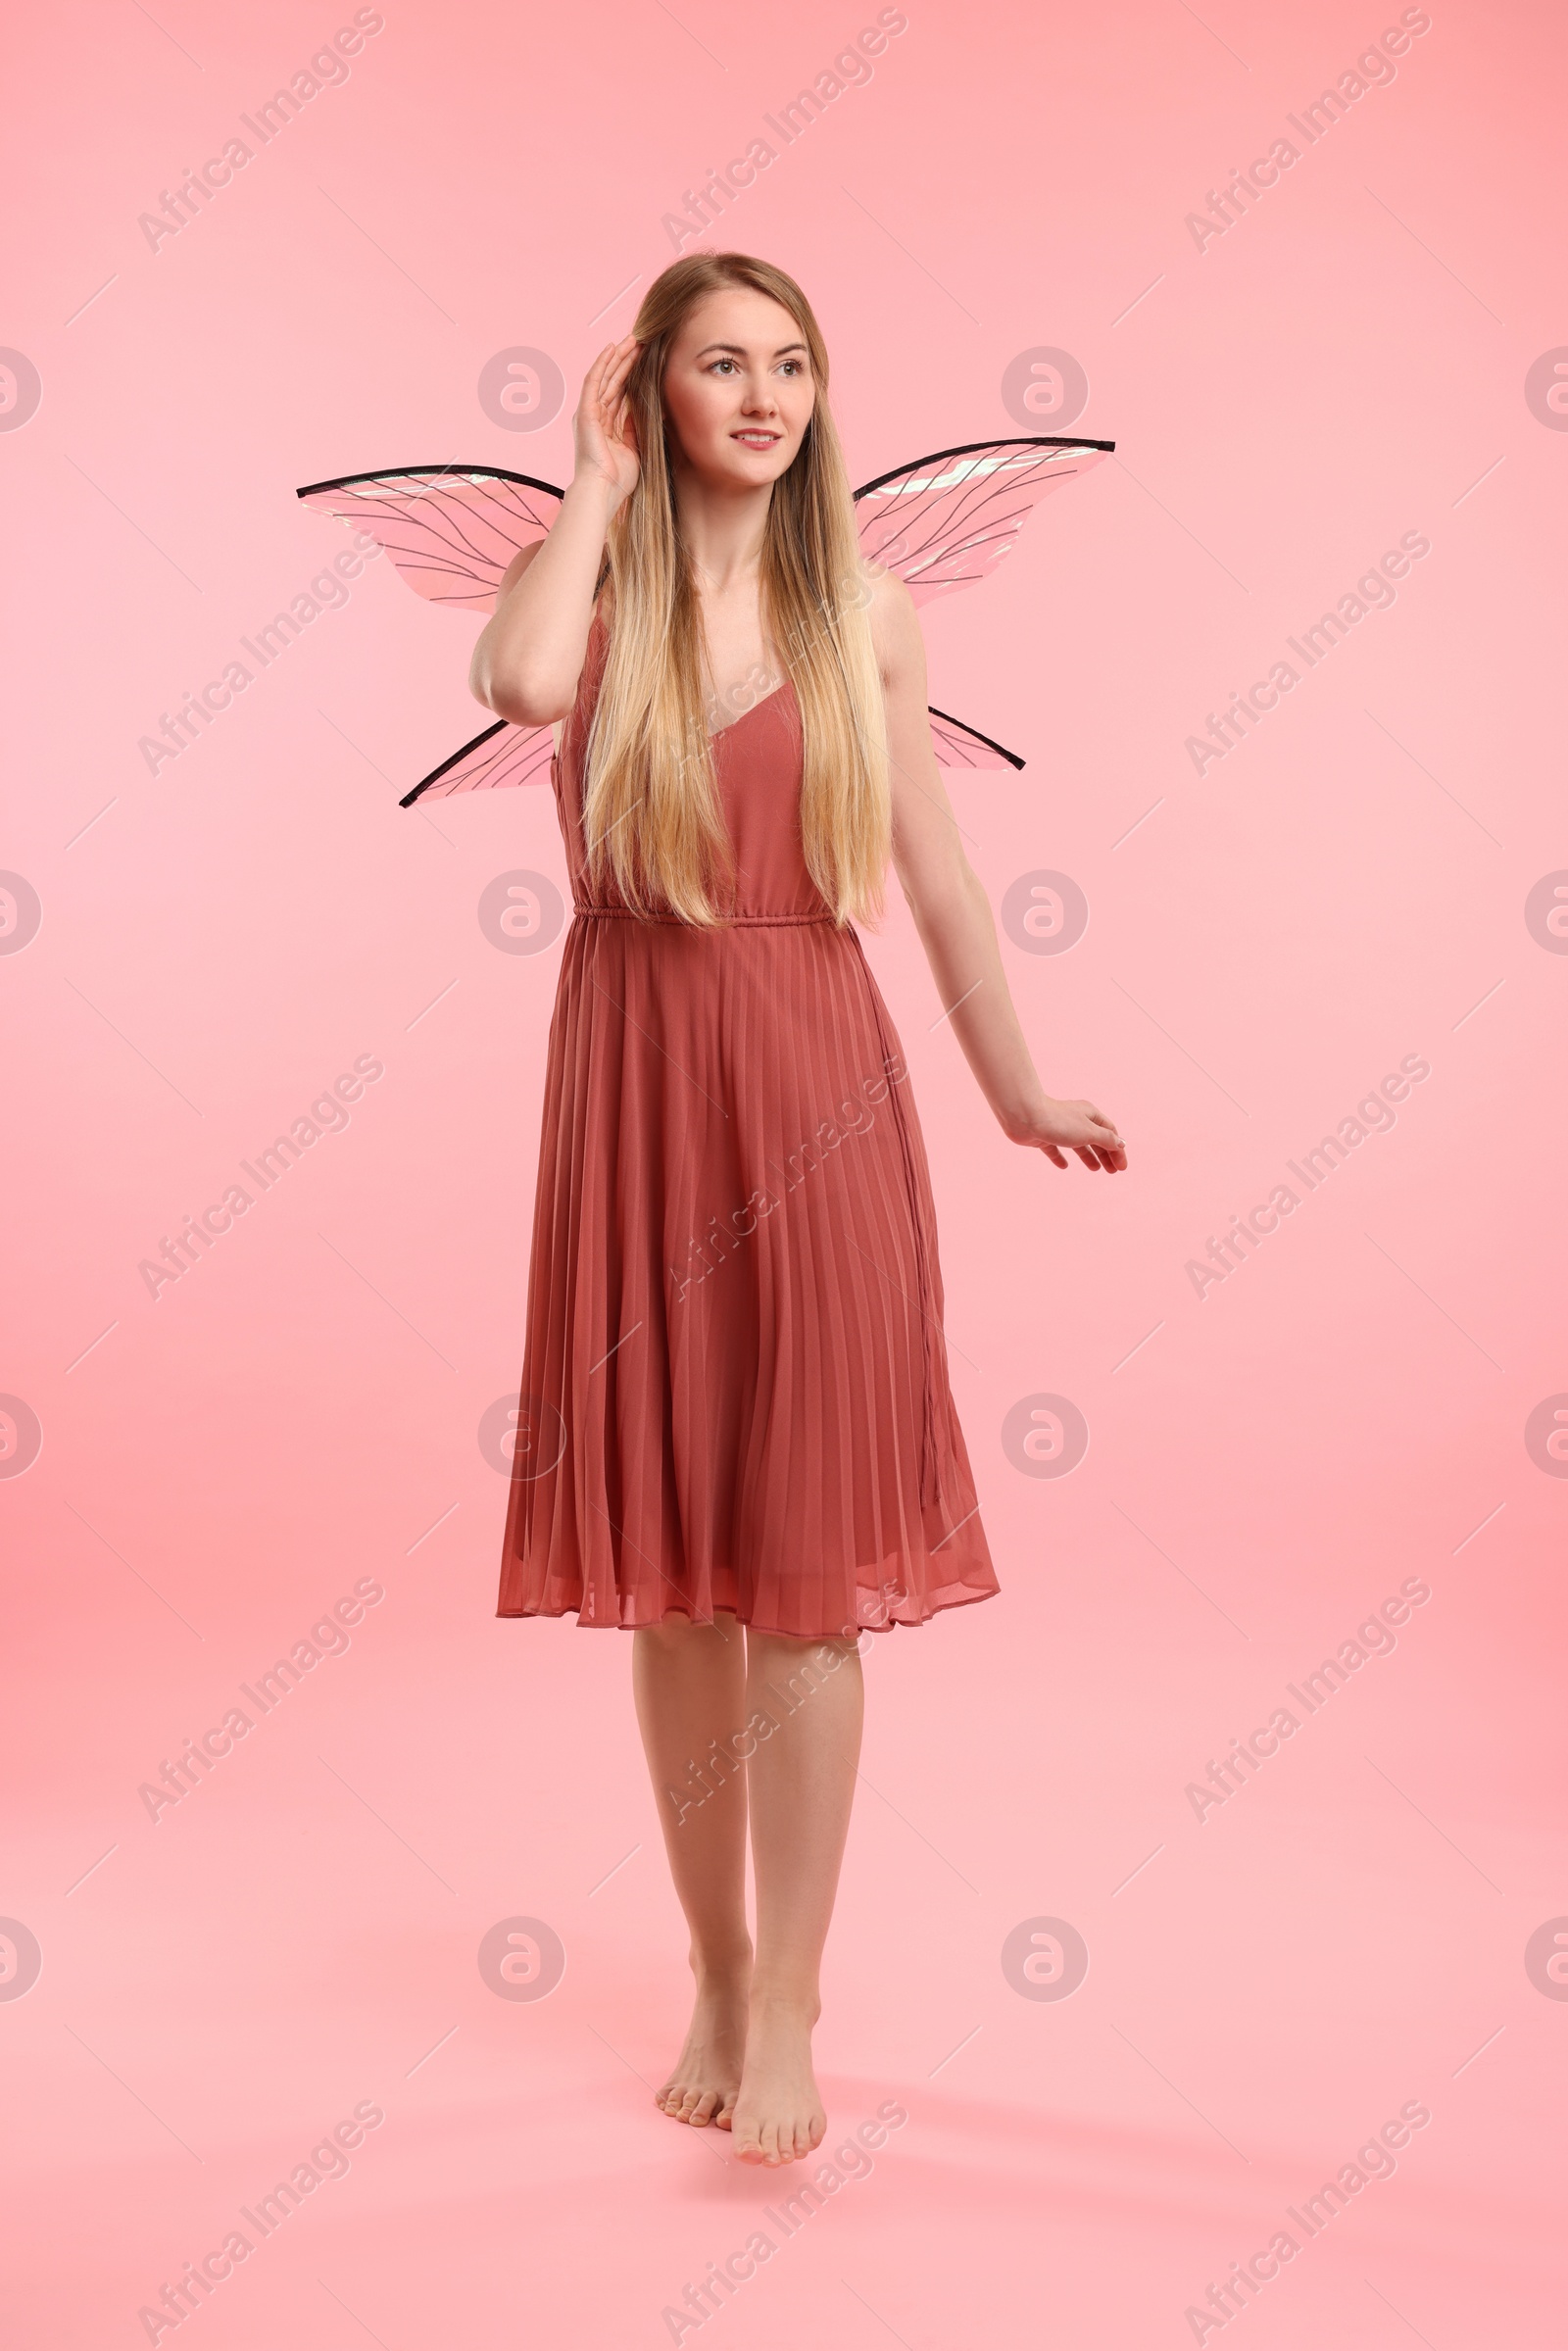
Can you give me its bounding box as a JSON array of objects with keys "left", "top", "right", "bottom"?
[{"left": 580, "top": 253, "right": 889, "bottom": 929}]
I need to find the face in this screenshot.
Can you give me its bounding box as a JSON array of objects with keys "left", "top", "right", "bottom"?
[{"left": 660, "top": 287, "right": 816, "bottom": 492}]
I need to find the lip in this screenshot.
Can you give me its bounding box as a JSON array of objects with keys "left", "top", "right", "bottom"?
[{"left": 731, "top": 430, "right": 781, "bottom": 447}]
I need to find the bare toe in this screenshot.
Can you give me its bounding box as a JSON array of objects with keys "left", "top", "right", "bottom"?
[
  {"left": 656, "top": 1970, "right": 749, "bottom": 2133},
  {"left": 730, "top": 1998, "right": 826, "bottom": 2167}
]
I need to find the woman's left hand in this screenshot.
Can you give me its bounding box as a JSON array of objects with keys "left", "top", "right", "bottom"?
[{"left": 1009, "top": 1098, "right": 1127, "bottom": 1173}]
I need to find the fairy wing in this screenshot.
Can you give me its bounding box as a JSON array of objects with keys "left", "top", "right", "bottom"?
[
  {"left": 297, "top": 465, "right": 564, "bottom": 806},
  {"left": 399, "top": 718, "right": 557, "bottom": 808},
  {"left": 856, "top": 434, "right": 1115, "bottom": 771},
  {"left": 302, "top": 437, "right": 1108, "bottom": 797},
  {"left": 295, "top": 465, "right": 564, "bottom": 612},
  {"left": 854, "top": 435, "right": 1113, "bottom": 611}
]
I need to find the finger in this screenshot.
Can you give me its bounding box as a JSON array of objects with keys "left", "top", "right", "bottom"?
[
  {"left": 605, "top": 359, "right": 638, "bottom": 421},
  {"left": 578, "top": 361, "right": 609, "bottom": 424},
  {"left": 1043, "top": 1145, "right": 1067, "bottom": 1169},
  {"left": 607, "top": 337, "right": 641, "bottom": 385},
  {"left": 604, "top": 390, "right": 635, "bottom": 456},
  {"left": 1075, "top": 1148, "right": 1102, "bottom": 1170}
]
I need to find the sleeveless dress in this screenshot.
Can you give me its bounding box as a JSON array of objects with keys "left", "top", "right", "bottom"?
[{"left": 496, "top": 610, "right": 1000, "bottom": 1639}]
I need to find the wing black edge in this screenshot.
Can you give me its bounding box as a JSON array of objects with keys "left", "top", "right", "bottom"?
[
  {"left": 300, "top": 440, "right": 1110, "bottom": 507},
  {"left": 398, "top": 717, "right": 514, "bottom": 808},
  {"left": 928, "top": 705, "right": 1026, "bottom": 771},
  {"left": 296, "top": 465, "right": 567, "bottom": 501},
  {"left": 854, "top": 434, "right": 1115, "bottom": 503}
]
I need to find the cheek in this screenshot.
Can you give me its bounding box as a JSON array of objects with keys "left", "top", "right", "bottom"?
[
  {"left": 672, "top": 375, "right": 734, "bottom": 439},
  {"left": 780, "top": 386, "right": 817, "bottom": 447}
]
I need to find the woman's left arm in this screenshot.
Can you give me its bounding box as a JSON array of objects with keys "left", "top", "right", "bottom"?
[{"left": 871, "top": 570, "right": 1127, "bottom": 1175}]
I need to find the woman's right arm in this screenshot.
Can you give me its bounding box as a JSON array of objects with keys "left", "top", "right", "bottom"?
[{"left": 468, "top": 335, "right": 642, "bottom": 726}]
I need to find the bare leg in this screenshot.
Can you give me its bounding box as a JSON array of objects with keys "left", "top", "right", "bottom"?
[
  {"left": 632, "top": 1612, "right": 753, "bottom": 2127},
  {"left": 731, "top": 1631, "right": 864, "bottom": 2167}
]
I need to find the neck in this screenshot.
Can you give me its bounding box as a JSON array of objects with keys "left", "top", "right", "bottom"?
[{"left": 670, "top": 464, "right": 774, "bottom": 591}]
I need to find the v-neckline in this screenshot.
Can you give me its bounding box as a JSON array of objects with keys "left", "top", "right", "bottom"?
[{"left": 708, "top": 681, "right": 788, "bottom": 743}]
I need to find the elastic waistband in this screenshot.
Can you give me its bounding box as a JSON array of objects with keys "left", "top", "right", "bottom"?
[{"left": 572, "top": 904, "right": 838, "bottom": 928}]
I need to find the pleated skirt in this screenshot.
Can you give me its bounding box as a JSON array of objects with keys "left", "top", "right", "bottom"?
[{"left": 496, "top": 905, "right": 1000, "bottom": 1638}]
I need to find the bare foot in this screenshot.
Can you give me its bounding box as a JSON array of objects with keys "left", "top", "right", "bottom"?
[
  {"left": 731, "top": 1996, "right": 825, "bottom": 2164},
  {"left": 655, "top": 1965, "right": 750, "bottom": 2129}
]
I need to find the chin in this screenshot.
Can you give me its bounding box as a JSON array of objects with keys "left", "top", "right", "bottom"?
[{"left": 715, "top": 446, "right": 793, "bottom": 483}]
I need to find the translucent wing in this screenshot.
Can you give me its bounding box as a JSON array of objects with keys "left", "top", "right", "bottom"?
[
  {"left": 400, "top": 719, "right": 556, "bottom": 808},
  {"left": 927, "top": 707, "right": 1024, "bottom": 771},
  {"left": 296, "top": 465, "right": 564, "bottom": 613},
  {"left": 854, "top": 435, "right": 1113, "bottom": 610},
  {"left": 305, "top": 438, "right": 1108, "bottom": 803}
]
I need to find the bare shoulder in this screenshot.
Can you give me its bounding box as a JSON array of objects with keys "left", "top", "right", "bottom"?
[{"left": 862, "top": 562, "right": 924, "bottom": 682}]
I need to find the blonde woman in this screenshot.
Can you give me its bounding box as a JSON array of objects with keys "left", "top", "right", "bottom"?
[{"left": 470, "top": 252, "right": 1125, "bottom": 2168}]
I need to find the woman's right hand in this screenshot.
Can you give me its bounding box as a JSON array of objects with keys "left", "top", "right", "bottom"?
[{"left": 572, "top": 333, "right": 641, "bottom": 514}]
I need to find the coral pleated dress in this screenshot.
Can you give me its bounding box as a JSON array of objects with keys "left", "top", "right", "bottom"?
[{"left": 497, "top": 610, "right": 999, "bottom": 1638}]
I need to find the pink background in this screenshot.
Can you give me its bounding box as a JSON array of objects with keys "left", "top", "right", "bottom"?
[{"left": 3, "top": 0, "right": 1565, "bottom": 2342}]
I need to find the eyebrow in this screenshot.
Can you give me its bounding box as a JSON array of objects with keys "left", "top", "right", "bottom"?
[{"left": 693, "top": 340, "right": 808, "bottom": 360}]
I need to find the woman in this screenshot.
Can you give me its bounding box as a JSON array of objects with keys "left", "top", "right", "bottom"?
[{"left": 469, "top": 252, "right": 1125, "bottom": 2170}]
